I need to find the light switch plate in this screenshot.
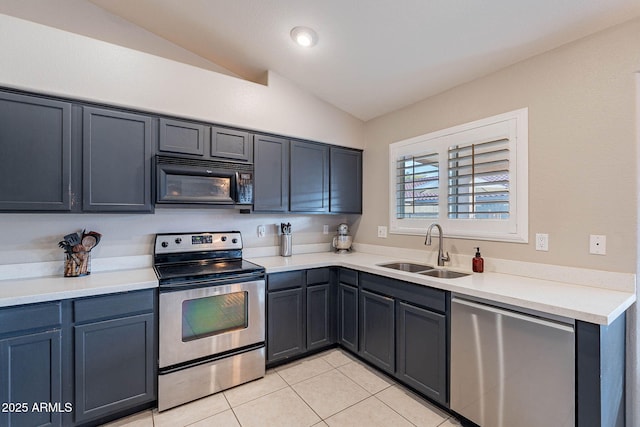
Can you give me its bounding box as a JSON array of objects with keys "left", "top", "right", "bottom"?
[{"left": 257, "top": 225, "right": 266, "bottom": 238}]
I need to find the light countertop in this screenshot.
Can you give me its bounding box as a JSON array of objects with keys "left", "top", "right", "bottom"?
[
  {"left": 247, "top": 252, "right": 636, "bottom": 325},
  {"left": 0, "top": 250, "right": 635, "bottom": 325},
  {"left": 0, "top": 267, "right": 158, "bottom": 308}
]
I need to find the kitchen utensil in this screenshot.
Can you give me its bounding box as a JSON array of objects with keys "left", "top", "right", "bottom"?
[{"left": 64, "top": 232, "right": 82, "bottom": 247}]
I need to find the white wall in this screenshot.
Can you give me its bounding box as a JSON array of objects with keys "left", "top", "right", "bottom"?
[
  {"left": 0, "top": 14, "right": 364, "bottom": 149},
  {"left": 358, "top": 17, "right": 640, "bottom": 273}
]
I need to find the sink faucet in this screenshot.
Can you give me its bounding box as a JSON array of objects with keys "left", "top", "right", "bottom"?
[{"left": 425, "top": 223, "right": 450, "bottom": 267}]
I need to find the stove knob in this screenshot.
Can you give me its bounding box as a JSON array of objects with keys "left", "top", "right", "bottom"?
[
  {"left": 175, "top": 238, "right": 182, "bottom": 244},
  {"left": 232, "top": 238, "right": 238, "bottom": 244},
  {"left": 161, "top": 241, "right": 169, "bottom": 248},
  {"left": 221, "top": 236, "right": 227, "bottom": 242}
]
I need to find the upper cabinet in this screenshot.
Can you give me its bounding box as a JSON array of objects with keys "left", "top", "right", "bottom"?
[
  {"left": 211, "top": 127, "right": 252, "bottom": 162},
  {"left": 253, "top": 136, "right": 363, "bottom": 214},
  {"left": 253, "top": 134, "right": 289, "bottom": 212},
  {"left": 158, "top": 118, "right": 206, "bottom": 156},
  {"left": 330, "top": 147, "right": 362, "bottom": 213},
  {"left": 0, "top": 91, "right": 72, "bottom": 212},
  {"left": 290, "top": 140, "right": 330, "bottom": 213},
  {"left": 82, "top": 107, "right": 153, "bottom": 213}
]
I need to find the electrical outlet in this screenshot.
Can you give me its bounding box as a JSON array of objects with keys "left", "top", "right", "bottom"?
[
  {"left": 590, "top": 235, "right": 606, "bottom": 255},
  {"left": 377, "top": 226, "right": 388, "bottom": 238},
  {"left": 257, "top": 225, "right": 266, "bottom": 238},
  {"left": 323, "top": 225, "right": 329, "bottom": 235},
  {"left": 535, "top": 233, "right": 549, "bottom": 251}
]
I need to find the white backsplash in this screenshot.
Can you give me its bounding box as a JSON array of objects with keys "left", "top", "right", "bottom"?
[{"left": 0, "top": 209, "right": 352, "bottom": 265}]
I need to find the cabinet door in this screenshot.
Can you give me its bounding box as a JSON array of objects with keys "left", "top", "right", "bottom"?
[
  {"left": 211, "top": 127, "right": 252, "bottom": 161},
  {"left": 290, "top": 141, "right": 329, "bottom": 212},
  {"left": 159, "top": 117, "right": 205, "bottom": 156},
  {"left": 330, "top": 147, "right": 362, "bottom": 213},
  {"left": 82, "top": 107, "right": 153, "bottom": 212},
  {"left": 74, "top": 313, "right": 155, "bottom": 424},
  {"left": 267, "top": 288, "right": 305, "bottom": 363},
  {"left": 359, "top": 289, "right": 395, "bottom": 374},
  {"left": 0, "top": 330, "right": 62, "bottom": 427},
  {"left": 397, "top": 301, "right": 447, "bottom": 405},
  {"left": 338, "top": 283, "right": 359, "bottom": 353},
  {"left": 0, "top": 91, "right": 72, "bottom": 211},
  {"left": 307, "top": 284, "right": 332, "bottom": 351},
  {"left": 253, "top": 134, "right": 289, "bottom": 212}
]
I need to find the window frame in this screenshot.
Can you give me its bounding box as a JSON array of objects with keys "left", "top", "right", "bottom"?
[{"left": 388, "top": 108, "right": 528, "bottom": 243}]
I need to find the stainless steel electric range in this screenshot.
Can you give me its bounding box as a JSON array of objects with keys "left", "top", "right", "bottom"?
[{"left": 153, "top": 231, "right": 266, "bottom": 411}]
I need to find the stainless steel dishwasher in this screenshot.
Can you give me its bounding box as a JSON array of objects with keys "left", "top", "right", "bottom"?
[{"left": 450, "top": 295, "right": 575, "bottom": 427}]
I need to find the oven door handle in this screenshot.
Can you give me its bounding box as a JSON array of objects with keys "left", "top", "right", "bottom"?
[{"left": 159, "top": 271, "right": 265, "bottom": 291}]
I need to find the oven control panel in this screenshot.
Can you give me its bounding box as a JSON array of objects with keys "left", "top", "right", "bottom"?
[{"left": 155, "top": 232, "right": 243, "bottom": 254}]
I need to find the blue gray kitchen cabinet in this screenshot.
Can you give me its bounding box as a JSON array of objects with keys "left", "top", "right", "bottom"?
[
  {"left": 337, "top": 269, "right": 359, "bottom": 353},
  {"left": 358, "top": 272, "right": 448, "bottom": 404},
  {"left": 359, "top": 288, "right": 395, "bottom": 374},
  {"left": 211, "top": 126, "right": 252, "bottom": 162},
  {"left": 0, "top": 91, "right": 72, "bottom": 212},
  {"left": 397, "top": 300, "right": 447, "bottom": 405},
  {"left": 289, "top": 140, "right": 329, "bottom": 213},
  {"left": 306, "top": 268, "right": 335, "bottom": 351},
  {"left": 158, "top": 117, "right": 206, "bottom": 156},
  {"left": 576, "top": 315, "right": 626, "bottom": 427},
  {"left": 266, "top": 271, "right": 306, "bottom": 363},
  {"left": 266, "top": 268, "right": 335, "bottom": 365},
  {"left": 253, "top": 134, "right": 289, "bottom": 212},
  {"left": 82, "top": 107, "right": 153, "bottom": 212},
  {"left": 73, "top": 290, "right": 156, "bottom": 425},
  {"left": 0, "top": 302, "right": 63, "bottom": 427},
  {"left": 329, "top": 147, "right": 362, "bottom": 214}
]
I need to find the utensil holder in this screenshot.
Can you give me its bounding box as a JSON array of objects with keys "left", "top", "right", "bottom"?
[
  {"left": 64, "top": 251, "right": 91, "bottom": 277},
  {"left": 280, "top": 234, "right": 292, "bottom": 257}
]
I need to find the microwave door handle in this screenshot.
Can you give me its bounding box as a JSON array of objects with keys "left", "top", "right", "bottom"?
[{"left": 234, "top": 171, "right": 241, "bottom": 202}]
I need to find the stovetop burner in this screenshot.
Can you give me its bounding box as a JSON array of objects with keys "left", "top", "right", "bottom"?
[{"left": 153, "top": 231, "right": 264, "bottom": 286}]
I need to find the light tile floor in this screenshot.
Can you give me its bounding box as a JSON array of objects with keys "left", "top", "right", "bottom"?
[{"left": 103, "top": 349, "right": 461, "bottom": 427}]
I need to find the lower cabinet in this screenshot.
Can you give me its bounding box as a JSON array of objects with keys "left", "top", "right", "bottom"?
[
  {"left": 267, "top": 287, "right": 305, "bottom": 362},
  {"left": 0, "top": 290, "right": 156, "bottom": 427},
  {"left": 397, "top": 301, "right": 447, "bottom": 404},
  {"left": 73, "top": 290, "right": 156, "bottom": 425},
  {"left": 0, "top": 330, "right": 63, "bottom": 427},
  {"left": 266, "top": 268, "right": 334, "bottom": 364},
  {"left": 359, "top": 289, "right": 395, "bottom": 374},
  {"left": 338, "top": 282, "right": 359, "bottom": 353},
  {"left": 307, "top": 283, "right": 333, "bottom": 351},
  {"left": 0, "top": 301, "right": 63, "bottom": 427}
]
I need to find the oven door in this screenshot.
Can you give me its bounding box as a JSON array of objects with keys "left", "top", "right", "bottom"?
[{"left": 159, "top": 279, "right": 265, "bottom": 368}]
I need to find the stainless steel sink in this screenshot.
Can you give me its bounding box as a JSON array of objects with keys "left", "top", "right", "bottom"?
[
  {"left": 377, "top": 262, "right": 434, "bottom": 273},
  {"left": 418, "top": 269, "right": 470, "bottom": 279}
]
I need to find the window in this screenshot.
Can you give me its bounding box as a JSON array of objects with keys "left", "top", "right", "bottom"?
[{"left": 389, "top": 108, "right": 528, "bottom": 243}]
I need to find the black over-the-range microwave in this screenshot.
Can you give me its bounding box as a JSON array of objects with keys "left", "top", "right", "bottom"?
[{"left": 156, "top": 155, "right": 253, "bottom": 207}]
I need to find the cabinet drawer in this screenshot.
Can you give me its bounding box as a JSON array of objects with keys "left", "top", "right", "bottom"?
[
  {"left": 267, "top": 271, "right": 305, "bottom": 291},
  {"left": 74, "top": 289, "right": 155, "bottom": 324},
  {"left": 0, "top": 302, "right": 62, "bottom": 335},
  {"left": 339, "top": 269, "right": 358, "bottom": 286},
  {"left": 307, "top": 268, "right": 330, "bottom": 286},
  {"left": 360, "top": 273, "right": 446, "bottom": 313}
]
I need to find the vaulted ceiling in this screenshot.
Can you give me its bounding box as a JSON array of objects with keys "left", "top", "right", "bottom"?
[{"left": 3, "top": 0, "right": 640, "bottom": 121}]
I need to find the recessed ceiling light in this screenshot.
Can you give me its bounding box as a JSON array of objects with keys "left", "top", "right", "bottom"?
[{"left": 290, "top": 26, "right": 318, "bottom": 47}]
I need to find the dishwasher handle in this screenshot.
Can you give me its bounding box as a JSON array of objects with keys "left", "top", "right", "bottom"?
[{"left": 452, "top": 297, "right": 574, "bottom": 333}]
